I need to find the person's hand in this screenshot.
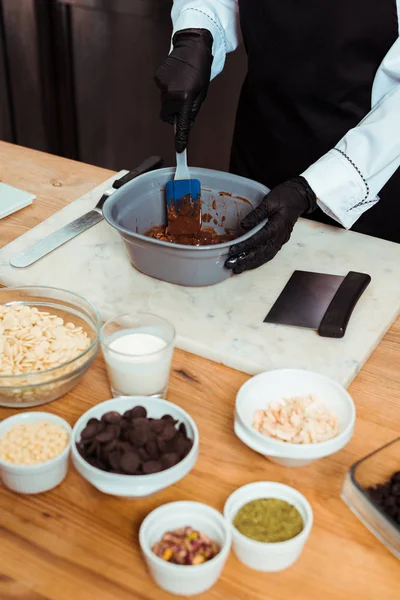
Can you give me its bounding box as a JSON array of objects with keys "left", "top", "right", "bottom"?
[
  {"left": 225, "top": 176, "right": 317, "bottom": 274},
  {"left": 155, "top": 29, "right": 213, "bottom": 154}
]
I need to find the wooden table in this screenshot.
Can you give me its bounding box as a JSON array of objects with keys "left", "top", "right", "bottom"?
[{"left": 1, "top": 141, "right": 400, "bottom": 600}]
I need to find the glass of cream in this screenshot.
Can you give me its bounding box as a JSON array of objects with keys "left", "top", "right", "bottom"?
[{"left": 100, "top": 312, "right": 176, "bottom": 398}]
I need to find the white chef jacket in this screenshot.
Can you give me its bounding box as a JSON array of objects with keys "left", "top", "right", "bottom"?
[{"left": 171, "top": 0, "right": 400, "bottom": 229}]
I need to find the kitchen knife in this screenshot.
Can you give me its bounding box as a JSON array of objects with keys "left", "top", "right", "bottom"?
[
  {"left": 10, "top": 155, "right": 163, "bottom": 268},
  {"left": 264, "top": 270, "right": 371, "bottom": 338}
]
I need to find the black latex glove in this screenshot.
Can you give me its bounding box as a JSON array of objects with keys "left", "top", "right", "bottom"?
[
  {"left": 155, "top": 28, "right": 213, "bottom": 153},
  {"left": 226, "top": 176, "right": 317, "bottom": 274}
]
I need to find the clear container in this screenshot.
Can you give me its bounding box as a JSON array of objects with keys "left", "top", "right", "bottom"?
[
  {"left": 341, "top": 437, "right": 400, "bottom": 559},
  {"left": 100, "top": 312, "right": 175, "bottom": 398},
  {"left": 0, "top": 286, "right": 101, "bottom": 407}
]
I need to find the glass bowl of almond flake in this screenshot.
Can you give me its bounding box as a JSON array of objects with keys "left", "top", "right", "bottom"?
[{"left": 0, "top": 286, "right": 101, "bottom": 407}]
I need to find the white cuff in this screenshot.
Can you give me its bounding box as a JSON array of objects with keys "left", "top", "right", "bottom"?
[
  {"left": 302, "top": 149, "right": 379, "bottom": 229},
  {"left": 172, "top": 9, "right": 226, "bottom": 79}
]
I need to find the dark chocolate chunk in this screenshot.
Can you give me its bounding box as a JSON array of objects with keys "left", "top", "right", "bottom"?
[
  {"left": 131, "top": 406, "right": 147, "bottom": 419},
  {"left": 103, "top": 439, "right": 118, "bottom": 453},
  {"left": 166, "top": 433, "right": 186, "bottom": 456},
  {"left": 392, "top": 483, "right": 400, "bottom": 496},
  {"left": 385, "top": 495, "right": 397, "bottom": 508},
  {"left": 179, "top": 422, "right": 187, "bottom": 437},
  {"left": 183, "top": 438, "right": 194, "bottom": 455},
  {"left": 76, "top": 442, "right": 86, "bottom": 456},
  {"left": 150, "top": 419, "right": 166, "bottom": 434},
  {"left": 118, "top": 441, "right": 132, "bottom": 453},
  {"left": 157, "top": 437, "right": 169, "bottom": 454},
  {"left": 96, "top": 425, "right": 118, "bottom": 444},
  {"left": 123, "top": 409, "right": 135, "bottom": 420},
  {"left": 87, "top": 441, "right": 98, "bottom": 456},
  {"left": 161, "top": 453, "right": 180, "bottom": 470},
  {"left": 102, "top": 411, "right": 121, "bottom": 424},
  {"left": 120, "top": 451, "right": 140, "bottom": 474},
  {"left": 133, "top": 417, "right": 151, "bottom": 433},
  {"left": 81, "top": 423, "right": 99, "bottom": 440},
  {"left": 145, "top": 440, "right": 160, "bottom": 460},
  {"left": 129, "top": 427, "right": 147, "bottom": 448},
  {"left": 107, "top": 451, "right": 121, "bottom": 471},
  {"left": 161, "top": 414, "right": 174, "bottom": 421},
  {"left": 142, "top": 460, "right": 163, "bottom": 474},
  {"left": 87, "top": 418, "right": 100, "bottom": 427},
  {"left": 138, "top": 447, "right": 150, "bottom": 462},
  {"left": 161, "top": 422, "right": 177, "bottom": 442}
]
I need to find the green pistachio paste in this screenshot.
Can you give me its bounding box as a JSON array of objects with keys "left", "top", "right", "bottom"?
[{"left": 233, "top": 498, "right": 304, "bottom": 543}]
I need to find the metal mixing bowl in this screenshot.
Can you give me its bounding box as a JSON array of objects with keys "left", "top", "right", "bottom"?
[{"left": 103, "top": 167, "right": 269, "bottom": 287}]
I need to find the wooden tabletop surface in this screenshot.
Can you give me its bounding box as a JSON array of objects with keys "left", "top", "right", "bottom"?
[{"left": 1, "top": 141, "right": 400, "bottom": 600}]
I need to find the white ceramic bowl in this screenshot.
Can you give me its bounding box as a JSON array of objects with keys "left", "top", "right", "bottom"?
[
  {"left": 139, "top": 501, "right": 232, "bottom": 595},
  {"left": 235, "top": 369, "right": 356, "bottom": 467},
  {"left": 71, "top": 396, "right": 199, "bottom": 498},
  {"left": 0, "top": 411, "right": 71, "bottom": 494},
  {"left": 224, "top": 481, "right": 313, "bottom": 572}
]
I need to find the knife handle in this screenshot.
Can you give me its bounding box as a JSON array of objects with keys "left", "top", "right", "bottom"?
[
  {"left": 112, "top": 156, "right": 164, "bottom": 189},
  {"left": 318, "top": 271, "right": 371, "bottom": 338}
]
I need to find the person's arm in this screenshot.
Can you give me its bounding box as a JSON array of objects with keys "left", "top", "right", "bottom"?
[
  {"left": 171, "top": 0, "right": 240, "bottom": 79},
  {"left": 155, "top": 1, "right": 240, "bottom": 152},
  {"left": 302, "top": 38, "right": 400, "bottom": 229},
  {"left": 227, "top": 38, "right": 400, "bottom": 274}
]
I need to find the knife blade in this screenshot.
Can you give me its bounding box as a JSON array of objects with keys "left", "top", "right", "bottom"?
[
  {"left": 10, "top": 155, "right": 164, "bottom": 268},
  {"left": 10, "top": 205, "right": 106, "bottom": 268}
]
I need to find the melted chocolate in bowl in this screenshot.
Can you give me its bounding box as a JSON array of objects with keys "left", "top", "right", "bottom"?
[
  {"left": 145, "top": 192, "right": 237, "bottom": 246},
  {"left": 145, "top": 224, "right": 235, "bottom": 246}
]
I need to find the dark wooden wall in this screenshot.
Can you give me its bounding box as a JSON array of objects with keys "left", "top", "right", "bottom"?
[{"left": 0, "top": 0, "right": 247, "bottom": 171}]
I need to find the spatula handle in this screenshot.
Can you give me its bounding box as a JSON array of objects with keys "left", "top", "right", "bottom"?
[
  {"left": 175, "top": 149, "right": 190, "bottom": 181},
  {"left": 112, "top": 156, "right": 163, "bottom": 189},
  {"left": 318, "top": 271, "right": 371, "bottom": 338}
]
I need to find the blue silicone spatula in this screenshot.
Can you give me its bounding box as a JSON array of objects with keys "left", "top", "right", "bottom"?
[{"left": 166, "top": 149, "right": 201, "bottom": 236}]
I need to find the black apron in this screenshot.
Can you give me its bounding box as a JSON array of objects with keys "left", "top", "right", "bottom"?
[{"left": 230, "top": 0, "right": 400, "bottom": 243}]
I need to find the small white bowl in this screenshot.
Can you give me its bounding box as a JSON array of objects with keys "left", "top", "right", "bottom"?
[
  {"left": 139, "top": 501, "right": 232, "bottom": 595},
  {"left": 235, "top": 369, "right": 356, "bottom": 467},
  {"left": 71, "top": 396, "right": 199, "bottom": 498},
  {"left": 224, "top": 481, "right": 313, "bottom": 572},
  {"left": 0, "top": 411, "right": 71, "bottom": 494}
]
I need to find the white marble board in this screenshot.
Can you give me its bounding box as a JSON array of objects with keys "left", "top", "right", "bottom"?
[{"left": 1, "top": 173, "right": 399, "bottom": 387}]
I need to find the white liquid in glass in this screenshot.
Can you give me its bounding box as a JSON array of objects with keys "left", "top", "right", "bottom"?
[{"left": 104, "top": 331, "right": 173, "bottom": 396}]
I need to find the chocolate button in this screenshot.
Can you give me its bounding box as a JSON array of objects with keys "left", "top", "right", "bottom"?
[
  {"left": 102, "top": 411, "right": 121, "bottom": 424},
  {"left": 131, "top": 406, "right": 147, "bottom": 419},
  {"left": 161, "top": 453, "right": 180, "bottom": 469},
  {"left": 133, "top": 417, "right": 150, "bottom": 433},
  {"left": 120, "top": 451, "right": 140, "bottom": 474},
  {"left": 81, "top": 422, "right": 99, "bottom": 440},
  {"left": 129, "top": 428, "right": 147, "bottom": 448},
  {"left": 157, "top": 437, "right": 168, "bottom": 453},
  {"left": 96, "top": 425, "right": 117, "bottom": 444},
  {"left": 142, "top": 460, "right": 162, "bottom": 474},
  {"left": 103, "top": 439, "right": 118, "bottom": 453},
  {"left": 150, "top": 419, "right": 166, "bottom": 434},
  {"left": 138, "top": 447, "right": 150, "bottom": 462},
  {"left": 145, "top": 440, "right": 160, "bottom": 460},
  {"left": 123, "top": 409, "right": 135, "bottom": 420},
  {"left": 108, "top": 451, "right": 121, "bottom": 471},
  {"left": 87, "top": 441, "right": 98, "bottom": 456},
  {"left": 179, "top": 423, "right": 187, "bottom": 437},
  {"left": 161, "top": 422, "right": 177, "bottom": 442}
]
